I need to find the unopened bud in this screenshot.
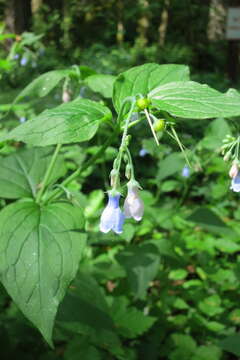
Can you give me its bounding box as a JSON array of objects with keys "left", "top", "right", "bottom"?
[
  {"left": 125, "top": 164, "right": 131, "bottom": 179},
  {"left": 110, "top": 169, "right": 118, "bottom": 187},
  {"left": 229, "top": 162, "right": 239, "bottom": 178},
  {"left": 223, "top": 151, "right": 231, "bottom": 161},
  {"left": 62, "top": 89, "right": 71, "bottom": 103},
  {"left": 153, "top": 119, "right": 165, "bottom": 132}
]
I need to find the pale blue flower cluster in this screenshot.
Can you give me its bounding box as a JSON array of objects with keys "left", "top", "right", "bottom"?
[{"left": 100, "top": 182, "right": 144, "bottom": 234}]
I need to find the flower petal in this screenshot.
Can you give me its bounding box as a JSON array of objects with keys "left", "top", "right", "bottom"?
[
  {"left": 113, "top": 208, "right": 125, "bottom": 234},
  {"left": 99, "top": 205, "right": 115, "bottom": 233}
]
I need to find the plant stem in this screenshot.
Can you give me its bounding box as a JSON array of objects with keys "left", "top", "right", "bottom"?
[
  {"left": 112, "top": 101, "right": 136, "bottom": 189},
  {"left": 144, "top": 109, "right": 159, "bottom": 146},
  {"left": 170, "top": 125, "right": 191, "bottom": 167},
  {"left": 36, "top": 144, "right": 62, "bottom": 203},
  {"left": 44, "top": 129, "right": 119, "bottom": 204}
]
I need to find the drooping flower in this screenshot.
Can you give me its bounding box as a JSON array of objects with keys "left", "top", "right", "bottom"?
[
  {"left": 182, "top": 165, "right": 190, "bottom": 178},
  {"left": 19, "top": 116, "right": 26, "bottom": 123},
  {"left": 100, "top": 192, "right": 125, "bottom": 234},
  {"left": 20, "top": 57, "right": 28, "bottom": 66},
  {"left": 230, "top": 172, "right": 240, "bottom": 192},
  {"left": 139, "top": 148, "right": 148, "bottom": 157},
  {"left": 124, "top": 181, "right": 144, "bottom": 221},
  {"left": 229, "top": 162, "right": 238, "bottom": 178}
]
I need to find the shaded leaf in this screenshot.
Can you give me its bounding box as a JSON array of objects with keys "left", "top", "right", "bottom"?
[
  {"left": 116, "top": 243, "right": 160, "bottom": 299},
  {"left": 0, "top": 147, "right": 66, "bottom": 199},
  {"left": 110, "top": 297, "right": 156, "bottom": 339},
  {"left": 187, "top": 207, "right": 237, "bottom": 238},
  {"left": 0, "top": 200, "right": 86, "bottom": 345}
]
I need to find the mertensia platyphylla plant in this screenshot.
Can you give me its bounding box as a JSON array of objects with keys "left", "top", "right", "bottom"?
[{"left": 1, "top": 63, "right": 240, "bottom": 345}]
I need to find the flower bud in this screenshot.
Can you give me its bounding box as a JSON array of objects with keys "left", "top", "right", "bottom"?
[
  {"left": 125, "top": 164, "right": 132, "bottom": 179},
  {"left": 136, "top": 98, "right": 151, "bottom": 111},
  {"left": 229, "top": 162, "right": 238, "bottom": 178},
  {"left": 62, "top": 89, "right": 71, "bottom": 103},
  {"left": 223, "top": 151, "right": 231, "bottom": 161},
  {"left": 110, "top": 169, "right": 118, "bottom": 187},
  {"left": 124, "top": 181, "right": 144, "bottom": 221},
  {"left": 153, "top": 119, "right": 165, "bottom": 132}
]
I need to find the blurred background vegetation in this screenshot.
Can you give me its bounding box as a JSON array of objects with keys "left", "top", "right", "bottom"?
[{"left": 1, "top": 1, "right": 240, "bottom": 360}]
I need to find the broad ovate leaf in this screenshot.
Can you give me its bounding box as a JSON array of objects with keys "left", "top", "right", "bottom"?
[
  {"left": 3, "top": 98, "right": 112, "bottom": 146},
  {"left": 113, "top": 63, "right": 190, "bottom": 113},
  {"left": 0, "top": 200, "right": 86, "bottom": 345},
  {"left": 149, "top": 81, "right": 240, "bottom": 119},
  {"left": 0, "top": 147, "right": 66, "bottom": 199}
]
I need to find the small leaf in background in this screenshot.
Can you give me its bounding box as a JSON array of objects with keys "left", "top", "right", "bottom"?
[
  {"left": 113, "top": 63, "right": 190, "bottom": 113},
  {"left": 187, "top": 207, "right": 237, "bottom": 238},
  {"left": 220, "top": 333, "right": 240, "bottom": 357},
  {"left": 169, "top": 269, "right": 188, "bottom": 281},
  {"left": 57, "top": 272, "right": 124, "bottom": 359},
  {"left": 198, "top": 294, "right": 223, "bottom": 317},
  {"left": 0, "top": 200, "right": 86, "bottom": 346},
  {"left": 2, "top": 98, "right": 112, "bottom": 146},
  {"left": 150, "top": 81, "right": 240, "bottom": 119},
  {"left": 191, "top": 345, "right": 222, "bottom": 360},
  {"left": 110, "top": 297, "right": 156, "bottom": 339},
  {"left": 85, "top": 74, "right": 116, "bottom": 98},
  {"left": 200, "top": 118, "right": 231, "bottom": 150},
  {"left": 0, "top": 147, "right": 66, "bottom": 199},
  {"left": 170, "top": 333, "right": 197, "bottom": 360},
  {"left": 64, "top": 337, "right": 102, "bottom": 360},
  {"left": 116, "top": 243, "right": 160, "bottom": 299},
  {"left": 157, "top": 153, "right": 185, "bottom": 181}
]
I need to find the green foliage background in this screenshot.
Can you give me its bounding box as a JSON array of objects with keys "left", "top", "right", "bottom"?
[{"left": 1, "top": 1, "right": 240, "bottom": 360}]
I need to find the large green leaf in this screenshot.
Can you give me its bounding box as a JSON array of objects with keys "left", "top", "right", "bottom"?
[
  {"left": 113, "top": 63, "right": 190, "bottom": 113},
  {"left": 14, "top": 69, "right": 71, "bottom": 103},
  {"left": 149, "top": 81, "right": 240, "bottom": 118},
  {"left": 0, "top": 147, "right": 66, "bottom": 199},
  {"left": 0, "top": 200, "right": 86, "bottom": 346},
  {"left": 85, "top": 74, "right": 116, "bottom": 98},
  {"left": 2, "top": 98, "right": 112, "bottom": 146}
]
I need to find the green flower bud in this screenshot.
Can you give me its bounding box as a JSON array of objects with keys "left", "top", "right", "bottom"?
[
  {"left": 136, "top": 98, "right": 151, "bottom": 111},
  {"left": 153, "top": 119, "right": 165, "bottom": 132}
]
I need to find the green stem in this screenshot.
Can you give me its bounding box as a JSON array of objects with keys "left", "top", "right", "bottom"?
[
  {"left": 113, "top": 101, "right": 136, "bottom": 189},
  {"left": 144, "top": 109, "right": 159, "bottom": 146},
  {"left": 170, "top": 125, "right": 191, "bottom": 167},
  {"left": 44, "top": 128, "right": 119, "bottom": 204},
  {"left": 36, "top": 143, "right": 62, "bottom": 203}
]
